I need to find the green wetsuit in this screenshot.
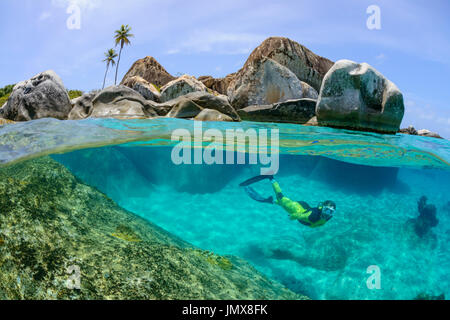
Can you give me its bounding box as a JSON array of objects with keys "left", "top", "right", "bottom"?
[{"left": 272, "top": 181, "right": 332, "bottom": 228}]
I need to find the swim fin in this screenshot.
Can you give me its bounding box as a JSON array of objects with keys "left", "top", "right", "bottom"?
[
  {"left": 239, "top": 174, "right": 273, "bottom": 187},
  {"left": 244, "top": 186, "right": 274, "bottom": 204}
]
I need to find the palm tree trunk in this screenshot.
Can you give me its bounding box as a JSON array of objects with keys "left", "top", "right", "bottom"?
[
  {"left": 102, "top": 63, "right": 110, "bottom": 89},
  {"left": 114, "top": 45, "right": 123, "bottom": 85}
]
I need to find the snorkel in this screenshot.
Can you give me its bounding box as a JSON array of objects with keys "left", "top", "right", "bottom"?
[{"left": 319, "top": 201, "right": 336, "bottom": 218}]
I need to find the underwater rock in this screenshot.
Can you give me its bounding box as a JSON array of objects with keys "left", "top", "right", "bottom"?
[
  {"left": 245, "top": 237, "right": 349, "bottom": 272},
  {"left": 0, "top": 157, "right": 304, "bottom": 300},
  {"left": 414, "top": 292, "right": 445, "bottom": 300},
  {"left": 116, "top": 146, "right": 246, "bottom": 194},
  {"left": 0, "top": 70, "right": 72, "bottom": 121},
  {"left": 122, "top": 76, "right": 161, "bottom": 102},
  {"left": 121, "top": 56, "right": 175, "bottom": 88},
  {"left": 228, "top": 57, "right": 317, "bottom": 110},
  {"left": 308, "top": 157, "right": 400, "bottom": 195},
  {"left": 413, "top": 196, "right": 439, "bottom": 238},
  {"left": 316, "top": 60, "right": 405, "bottom": 134},
  {"left": 237, "top": 98, "right": 317, "bottom": 124},
  {"left": 160, "top": 75, "right": 208, "bottom": 103}
]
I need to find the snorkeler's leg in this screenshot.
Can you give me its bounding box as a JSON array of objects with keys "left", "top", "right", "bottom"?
[
  {"left": 271, "top": 180, "right": 307, "bottom": 219},
  {"left": 271, "top": 180, "right": 285, "bottom": 202}
]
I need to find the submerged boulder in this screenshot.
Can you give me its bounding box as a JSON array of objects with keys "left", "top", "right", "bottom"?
[
  {"left": 89, "top": 86, "right": 158, "bottom": 119},
  {"left": 121, "top": 56, "right": 175, "bottom": 88},
  {"left": 0, "top": 70, "right": 72, "bottom": 121},
  {"left": 238, "top": 98, "right": 316, "bottom": 124},
  {"left": 316, "top": 60, "right": 405, "bottom": 134},
  {"left": 122, "top": 76, "right": 161, "bottom": 102},
  {"left": 160, "top": 75, "right": 208, "bottom": 102},
  {"left": 0, "top": 157, "right": 303, "bottom": 300},
  {"left": 228, "top": 58, "right": 318, "bottom": 109}
]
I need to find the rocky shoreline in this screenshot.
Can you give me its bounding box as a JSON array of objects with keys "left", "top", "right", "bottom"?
[{"left": 0, "top": 36, "right": 442, "bottom": 138}]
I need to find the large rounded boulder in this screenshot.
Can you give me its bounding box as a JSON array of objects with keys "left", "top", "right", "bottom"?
[
  {"left": 237, "top": 37, "right": 333, "bottom": 92},
  {"left": 159, "top": 75, "right": 208, "bottom": 102},
  {"left": 228, "top": 58, "right": 318, "bottom": 109},
  {"left": 122, "top": 76, "right": 161, "bottom": 102},
  {"left": 121, "top": 56, "right": 175, "bottom": 88},
  {"left": 161, "top": 91, "right": 240, "bottom": 121},
  {"left": 0, "top": 70, "right": 71, "bottom": 121},
  {"left": 316, "top": 60, "right": 405, "bottom": 134},
  {"left": 89, "top": 86, "right": 158, "bottom": 119}
]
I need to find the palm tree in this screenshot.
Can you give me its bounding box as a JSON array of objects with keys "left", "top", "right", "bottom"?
[
  {"left": 102, "top": 49, "right": 118, "bottom": 89},
  {"left": 114, "top": 24, "right": 134, "bottom": 85}
]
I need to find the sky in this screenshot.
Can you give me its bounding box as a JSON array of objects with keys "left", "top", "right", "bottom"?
[{"left": 0, "top": 0, "right": 449, "bottom": 137}]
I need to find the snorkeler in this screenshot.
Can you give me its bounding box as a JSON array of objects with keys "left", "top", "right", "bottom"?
[{"left": 240, "top": 175, "right": 336, "bottom": 228}]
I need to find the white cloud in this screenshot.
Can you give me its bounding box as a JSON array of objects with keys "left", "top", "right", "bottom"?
[
  {"left": 167, "top": 49, "right": 180, "bottom": 55},
  {"left": 39, "top": 11, "right": 52, "bottom": 21},
  {"left": 375, "top": 53, "right": 387, "bottom": 64}
]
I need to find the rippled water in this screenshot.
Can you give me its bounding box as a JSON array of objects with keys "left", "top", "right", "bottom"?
[{"left": 1, "top": 118, "right": 449, "bottom": 300}]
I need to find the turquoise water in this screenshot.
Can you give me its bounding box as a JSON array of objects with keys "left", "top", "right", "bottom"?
[{"left": 1, "top": 118, "right": 450, "bottom": 299}]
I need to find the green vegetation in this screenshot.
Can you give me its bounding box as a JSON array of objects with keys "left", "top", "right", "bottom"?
[
  {"left": 0, "top": 84, "right": 15, "bottom": 106},
  {"left": 111, "top": 224, "right": 142, "bottom": 242},
  {"left": 152, "top": 83, "right": 161, "bottom": 93},
  {"left": 0, "top": 93, "right": 10, "bottom": 106},
  {"left": 0, "top": 84, "right": 14, "bottom": 97},
  {"left": 102, "top": 49, "right": 118, "bottom": 89},
  {"left": 114, "top": 24, "right": 134, "bottom": 85},
  {"left": 68, "top": 90, "right": 83, "bottom": 100},
  {"left": 193, "top": 249, "right": 233, "bottom": 271}
]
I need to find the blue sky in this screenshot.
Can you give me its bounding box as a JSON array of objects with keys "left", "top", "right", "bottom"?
[{"left": 0, "top": 0, "right": 449, "bottom": 136}]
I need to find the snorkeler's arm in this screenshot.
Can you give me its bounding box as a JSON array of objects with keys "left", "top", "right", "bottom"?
[{"left": 271, "top": 180, "right": 308, "bottom": 220}]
